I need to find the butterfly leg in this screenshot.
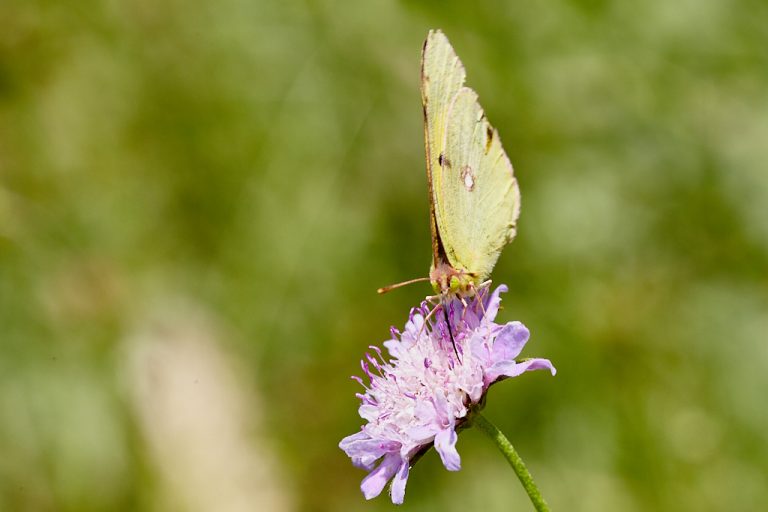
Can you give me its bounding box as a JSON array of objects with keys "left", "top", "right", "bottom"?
[
  {"left": 422, "top": 295, "right": 461, "bottom": 361},
  {"left": 469, "top": 280, "right": 493, "bottom": 318},
  {"left": 417, "top": 293, "right": 461, "bottom": 360},
  {"left": 459, "top": 295, "right": 471, "bottom": 323},
  {"left": 416, "top": 299, "right": 441, "bottom": 340}
]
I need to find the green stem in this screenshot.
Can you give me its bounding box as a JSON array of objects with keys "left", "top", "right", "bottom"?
[{"left": 471, "top": 412, "right": 551, "bottom": 512}]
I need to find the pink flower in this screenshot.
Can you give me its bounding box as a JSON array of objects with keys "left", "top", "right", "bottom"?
[{"left": 339, "top": 285, "right": 556, "bottom": 504}]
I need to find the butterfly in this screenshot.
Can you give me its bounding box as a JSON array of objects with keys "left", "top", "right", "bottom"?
[{"left": 379, "top": 29, "right": 520, "bottom": 305}]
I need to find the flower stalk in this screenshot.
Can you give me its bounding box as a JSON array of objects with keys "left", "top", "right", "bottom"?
[{"left": 471, "top": 411, "right": 551, "bottom": 512}]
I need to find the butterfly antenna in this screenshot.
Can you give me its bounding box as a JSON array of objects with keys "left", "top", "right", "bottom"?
[
  {"left": 377, "top": 276, "right": 432, "bottom": 294},
  {"left": 442, "top": 303, "right": 460, "bottom": 360}
]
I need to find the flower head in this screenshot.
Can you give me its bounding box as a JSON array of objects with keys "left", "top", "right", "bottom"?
[{"left": 339, "top": 284, "right": 556, "bottom": 504}]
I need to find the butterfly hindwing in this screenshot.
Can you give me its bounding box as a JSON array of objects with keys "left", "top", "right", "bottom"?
[{"left": 436, "top": 87, "right": 520, "bottom": 283}]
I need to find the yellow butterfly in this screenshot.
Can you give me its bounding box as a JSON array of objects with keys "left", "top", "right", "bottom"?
[{"left": 380, "top": 29, "right": 520, "bottom": 299}]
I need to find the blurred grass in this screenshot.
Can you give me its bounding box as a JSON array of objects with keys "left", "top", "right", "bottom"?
[{"left": 2, "top": 1, "right": 768, "bottom": 511}]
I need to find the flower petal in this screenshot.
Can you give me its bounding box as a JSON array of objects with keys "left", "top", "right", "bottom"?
[
  {"left": 488, "top": 358, "right": 557, "bottom": 384},
  {"left": 389, "top": 459, "right": 410, "bottom": 504},
  {"left": 463, "top": 378, "right": 484, "bottom": 403},
  {"left": 491, "top": 321, "right": 530, "bottom": 363},
  {"left": 485, "top": 357, "right": 556, "bottom": 385},
  {"left": 462, "top": 306, "right": 480, "bottom": 330},
  {"left": 361, "top": 452, "right": 402, "bottom": 500},
  {"left": 483, "top": 284, "right": 508, "bottom": 321},
  {"left": 382, "top": 339, "right": 401, "bottom": 357},
  {"left": 508, "top": 358, "right": 557, "bottom": 377},
  {"left": 358, "top": 404, "right": 378, "bottom": 422},
  {"left": 468, "top": 330, "right": 492, "bottom": 364},
  {"left": 339, "top": 432, "right": 400, "bottom": 470},
  {"left": 339, "top": 429, "right": 368, "bottom": 448},
  {"left": 434, "top": 427, "right": 461, "bottom": 471},
  {"left": 404, "top": 424, "right": 437, "bottom": 443},
  {"left": 404, "top": 312, "right": 424, "bottom": 339}
]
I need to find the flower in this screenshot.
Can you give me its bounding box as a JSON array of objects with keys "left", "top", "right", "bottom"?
[{"left": 339, "top": 284, "right": 556, "bottom": 504}]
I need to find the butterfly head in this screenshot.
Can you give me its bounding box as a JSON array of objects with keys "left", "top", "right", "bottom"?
[{"left": 429, "top": 261, "right": 477, "bottom": 297}]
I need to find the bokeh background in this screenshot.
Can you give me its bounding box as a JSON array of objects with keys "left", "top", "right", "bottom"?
[{"left": 2, "top": 1, "right": 768, "bottom": 511}]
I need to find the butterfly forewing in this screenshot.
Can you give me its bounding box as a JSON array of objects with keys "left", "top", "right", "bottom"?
[{"left": 421, "top": 30, "right": 466, "bottom": 267}]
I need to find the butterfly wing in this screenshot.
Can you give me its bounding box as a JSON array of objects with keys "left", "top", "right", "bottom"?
[
  {"left": 436, "top": 86, "right": 521, "bottom": 282},
  {"left": 421, "top": 30, "right": 466, "bottom": 267}
]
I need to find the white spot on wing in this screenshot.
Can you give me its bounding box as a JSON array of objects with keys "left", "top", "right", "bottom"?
[{"left": 461, "top": 166, "right": 475, "bottom": 191}]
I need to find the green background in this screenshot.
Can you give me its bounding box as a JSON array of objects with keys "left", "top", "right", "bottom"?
[{"left": 2, "top": 1, "right": 767, "bottom": 511}]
